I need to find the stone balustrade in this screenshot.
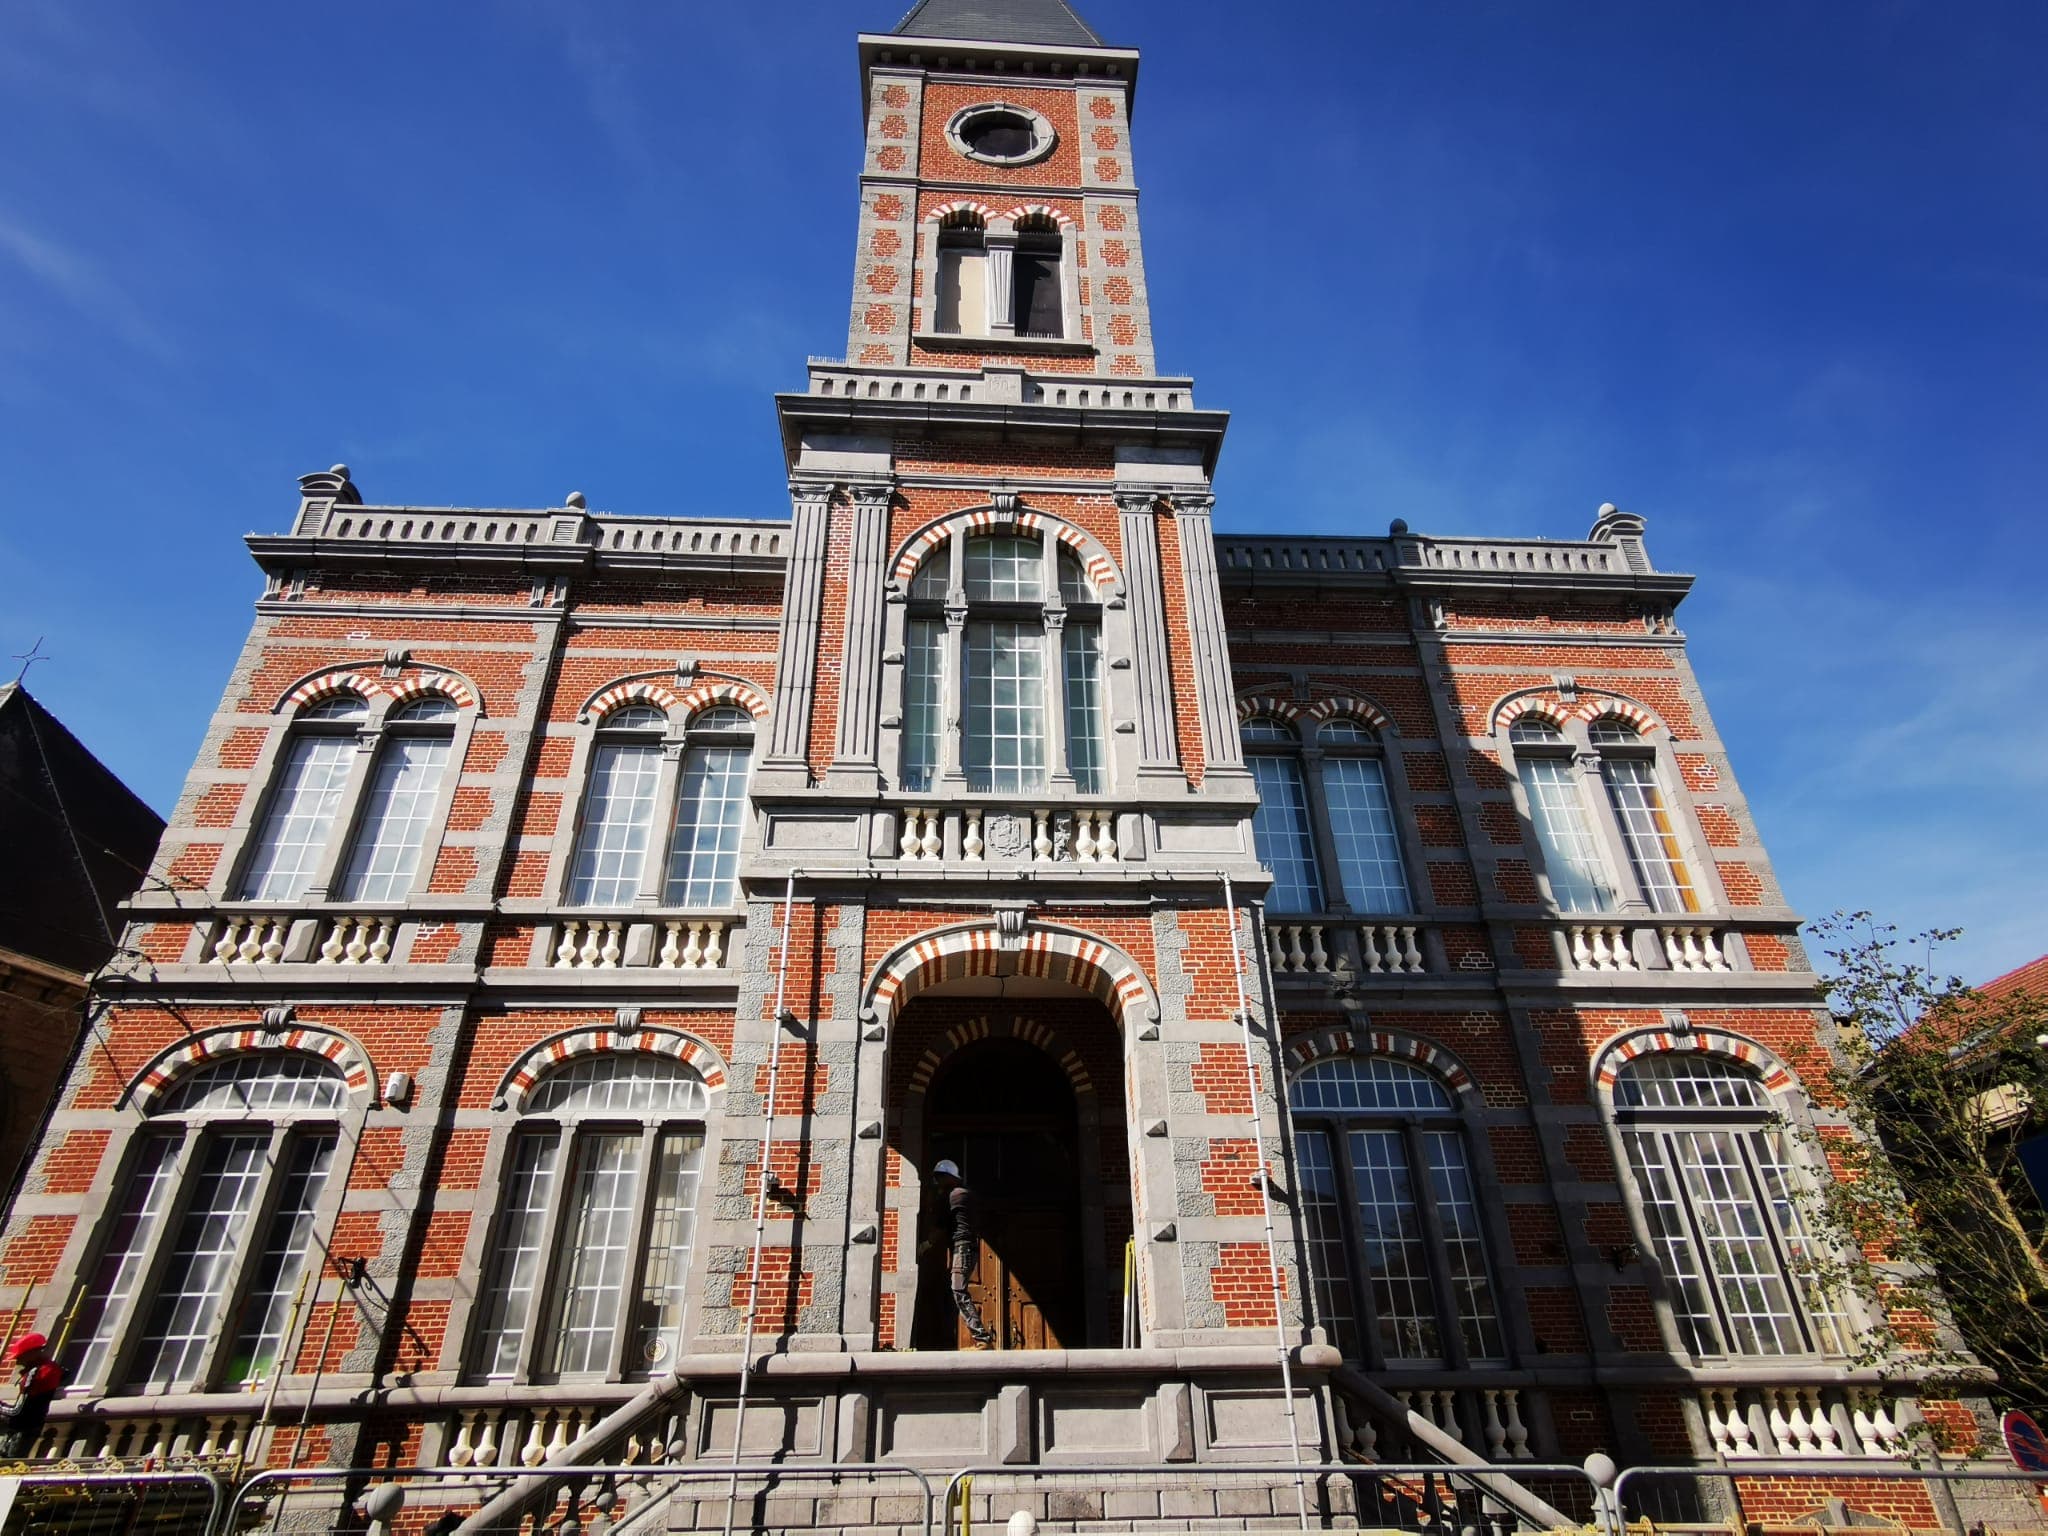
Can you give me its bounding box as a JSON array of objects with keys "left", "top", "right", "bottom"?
[
  {"left": 1567, "top": 924, "right": 1636, "bottom": 972},
  {"left": 1357, "top": 923, "right": 1427, "bottom": 975},
  {"left": 33, "top": 1412, "right": 256, "bottom": 1468},
  {"left": 895, "top": 806, "right": 1122, "bottom": 865},
  {"left": 1702, "top": 1387, "right": 1908, "bottom": 1459},
  {"left": 1660, "top": 924, "right": 1732, "bottom": 972},
  {"left": 208, "top": 913, "right": 397, "bottom": 966},
  {"left": 1333, "top": 1383, "right": 1533, "bottom": 1463},
  {"left": 550, "top": 917, "right": 735, "bottom": 972},
  {"left": 1562, "top": 922, "right": 1741, "bottom": 974},
  {"left": 1268, "top": 922, "right": 1429, "bottom": 977}
]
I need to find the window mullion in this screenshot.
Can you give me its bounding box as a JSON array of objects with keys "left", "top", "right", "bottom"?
[
  {"left": 516, "top": 1126, "right": 580, "bottom": 1382},
  {"left": 1735, "top": 1130, "right": 1818, "bottom": 1354},
  {"left": 940, "top": 540, "right": 968, "bottom": 789},
  {"left": 1663, "top": 1129, "right": 1734, "bottom": 1357},
  {"left": 1404, "top": 1121, "right": 1467, "bottom": 1370},
  {"left": 191, "top": 1123, "right": 291, "bottom": 1391},
  {"left": 644, "top": 737, "right": 687, "bottom": 909},
  {"left": 609, "top": 1126, "right": 664, "bottom": 1382},
  {"left": 1298, "top": 749, "right": 1348, "bottom": 915},
  {"left": 1329, "top": 1122, "right": 1388, "bottom": 1373},
  {"left": 303, "top": 726, "right": 383, "bottom": 902}
]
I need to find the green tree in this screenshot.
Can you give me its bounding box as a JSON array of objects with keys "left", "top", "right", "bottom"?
[{"left": 1795, "top": 914, "right": 2048, "bottom": 1416}]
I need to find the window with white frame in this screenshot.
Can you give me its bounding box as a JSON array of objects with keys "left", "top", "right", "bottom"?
[
  {"left": 1509, "top": 716, "right": 1619, "bottom": 913},
  {"left": 1588, "top": 717, "right": 1700, "bottom": 913},
  {"left": 1315, "top": 719, "right": 1413, "bottom": 914},
  {"left": 1243, "top": 716, "right": 1324, "bottom": 914},
  {"left": 339, "top": 696, "right": 459, "bottom": 901},
  {"left": 1290, "top": 1056, "right": 1505, "bottom": 1368},
  {"left": 566, "top": 703, "right": 755, "bottom": 909},
  {"left": 934, "top": 210, "right": 990, "bottom": 337},
  {"left": 931, "top": 208, "right": 1066, "bottom": 340},
  {"left": 1614, "top": 1052, "right": 1848, "bottom": 1358},
  {"left": 64, "top": 1053, "right": 345, "bottom": 1394},
  {"left": 900, "top": 529, "right": 1106, "bottom": 794},
  {"left": 238, "top": 695, "right": 369, "bottom": 901},
  {"left": 471, "top": 1053, "right": 710, "bottom": 1380}
]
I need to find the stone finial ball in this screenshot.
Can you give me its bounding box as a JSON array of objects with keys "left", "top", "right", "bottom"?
[
  {"left": 331, "top": 464, "right": 350, "bottom": 478},
  {"left": 1583, "top": 1451, "right": 1619, "bottom": 1488},
  {"left": 1597, "top": 502, "right": 1618, "bottom": 517},
  {"left": 566, "top": 491, "right": 588, "bottom": 508},
  {"left": 1389, "top": 518, "right": 1409, "bottom": 535}
]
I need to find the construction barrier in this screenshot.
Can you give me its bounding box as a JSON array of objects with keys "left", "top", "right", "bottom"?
[
  {"left": 0, "top": 1469, "right": 224, "bottom": 1535},
  {"left": 1610, "top": 1460, "right": 2048, "bottom": 1536}
]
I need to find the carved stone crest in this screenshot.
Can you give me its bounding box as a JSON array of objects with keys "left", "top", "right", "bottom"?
[{"left": 985, "top": 813, "right": 1030, "bottom": 861}]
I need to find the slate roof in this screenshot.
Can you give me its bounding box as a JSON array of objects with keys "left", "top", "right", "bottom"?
[{"left": 891, "top": 0, "right": 1106, "bottom": 48}]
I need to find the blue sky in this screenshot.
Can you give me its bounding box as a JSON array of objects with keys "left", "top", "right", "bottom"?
[{"left": 3, "top": 0, "right": 2041, "bottom": 982}]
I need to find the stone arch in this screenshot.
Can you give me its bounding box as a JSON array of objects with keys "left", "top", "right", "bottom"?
[
  {"left": 866, "top": 921, "right": 1157, "bottom": 1032},
  {"left": 278, "top": 664, "right": 479, "bottom": 714},
  {"left": 1234, "top": 693, "right": 1305, "bottom": 724},
  {"left": 930, "top": 198, "right": 998, "bottom": 228},
  {"left": 1307, "top": 695, "right": 1393, "bottom": 734},
  {"left": 1492, "top": 693, "right": 1573, "bottom": 735},
  {"left": 903, "top": 1012, "right": 1095, "bottom": 1100},
  {"left": 580, "top": 678, "right": 683, "bottom": 723},
  {"left": 383, "top": 671, "right": 481, "bottom": 712},
  {"left": 1000, "top": 201, "right": 1075, "bottom": 228},
  {"left": 1576, "top": 696, "right": 1665, "bottom": 737},
  {"left": 676, "top": 677, "right": 770, "bottom": 720},
  {"left": 889, "top": 504, "right": 1120, "bottom": 597},
  {"left": 130, "top": 1021, "right": 374, "bottom": 1110},
  {"left": 278, "top": 669, "right": 376, "bottom": 713},
  {"left": 1282, "top": 1025, "right": 1480, "bottom": 1104},
  {"left": 1590, "top": 1025, "right": 1798, "bottom": 1107},
  {"left": 494, "top": 1024, "right": 729, "bottom": 1112}
]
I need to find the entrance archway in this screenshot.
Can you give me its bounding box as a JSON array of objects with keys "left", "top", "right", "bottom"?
[{"left": 889, "top": 999, "right": 1129, "bottom": 1351}]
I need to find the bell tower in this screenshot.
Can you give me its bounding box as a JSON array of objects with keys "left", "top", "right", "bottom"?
[{"left": 848, "top": 0, "right": 1156, "bottom": 376}]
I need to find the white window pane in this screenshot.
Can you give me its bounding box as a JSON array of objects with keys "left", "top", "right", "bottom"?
[
  {"left": 1347, "top": 1129, "right": 1441, "bottom": 1363},
  {"left": 1247, "top": 755, "right": 1322, "bottom": 913},
  {"left": 1671, "top": 1130, "right": 1804, "bottom": 1356},
  {"left": 1521, "top": 757, "right": 1616, "bottom": 912},
  {"left": 634, "top": 1131, "right": 707, "bottom": 1371},
  {"left": 1295, "top": 1129, "right": 1363, "bottom": 1359},
  {"left": 129, "top": 1132, "right": 270, "bottom": 1391},
  {"left": 1622, "top": 1129, "right": 1720, "bottom": 1355},
  {"left": 239, "top": 735, "right": 357, "bottom": 901},
  {"left": 1616, "top": 1053, "right": 1768, "bottom": 1112},
  {"left": 66, "top": 1134, "right": 181, "bottom": 1390},
  {"left": 525, "top": 1054, "right": 709, "bottom": 1117},
  {"left": 1322, "top": 756, "right": 1411, "bottom": 913},
  {"left": 229, "top": 1133, "right": 336, "bottom": 1386},
  {"left": 156, "top": 1054, "right": 346, "bottom": 1116},
  {"left": 1423, "top": 1129, "right": 1504, "bottom": 1361},
  {"left": 1290, "top": 1056, "right": 1451, "bottom": 1114},
  {"left": 964, "top": 536, "right": 1044, "bottom": 602},
  {"left": 664, "top": 746, "right": 750, "bottom": 908},
  {"left": 1749, "top": 1127, "right": 1850, "bottom": 1355},
  {"left": 902, "top": 619, "right": 945, "bottom": 792},
  {"left": 1602, "top": 758, "right": 1700, "bottom": 914},
  {"left": 473, "top": 1133, "right": 561, "bottom": 1379},
  {"left": 567, "top": 742, "right": 662, "bottom": 906},
  {"left": 340, "top": 734, "right": 452, "bottom": 902},
  {"left": 546, "top": 1132, "right": 642, "bottom": 1376},
  {"left": 1063, "top": 622, "right": 1106, "bottom": 793},
  {"left": 966, "top": 620, "right": 1046, "bottom": 793},
  {"left": 936, "top": 246, "right": 987, "bottom": 335}
]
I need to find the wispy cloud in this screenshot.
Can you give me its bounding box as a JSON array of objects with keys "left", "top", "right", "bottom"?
[
  {"left": 0, "top": 214, "right": 175, "bottom": 361},
  {"left": 515, "top": 0, "right": 654, "bottom": 176}
]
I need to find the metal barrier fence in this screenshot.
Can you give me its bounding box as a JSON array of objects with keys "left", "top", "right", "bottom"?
[
  {"left": 231, "top": 1460, "right": 939, "bottom": 1536},
  {"left": 938, "top": 1460, "right": 1603, "bottom": 1536},
  {"left": 1611, "top": 1460, "right": 2048, "bottom": 1536},
  {"left": 0, "top": 1469, "right": 224, "bottom": 1535}
]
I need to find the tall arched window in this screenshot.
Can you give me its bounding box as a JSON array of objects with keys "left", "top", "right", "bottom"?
[
  {"left": 934, "top": 209, "right": 988, "bottom": 336},
  {"left": 1290, "top": 1056, "right": 1504, "bottom": 1367},
  {"left": 1244, "top": 715, "right": 1323, "bottom": 913},
  {"left": 471, "top": 1054, "right": 710, "bottom": 1381},
  {"left": 1588, "top": 717, "right": 1699, "bottom": 913},
  {"left": 900, "top": 529, "right": 1106, "bottom": 794},
  {"left": 1012, "top": 212, "right": 1065, "bottom": 339},
  {"left": 1509, "top": 716, "right": 1617, "bottom": 912},
  {"left": 238, "top": 695, "right": 368, "bottom": 900},
  {"left": 566, "top": 702, "right": 755, "bottom": 909},
  {"left": 1316, "top": 719, "right": 1412, "bottom": 914},
  {"left": 339, "top": 696, "right": 458, "bottom": 901},
  {"left": 1615, "top": 1052, "right": 1846, "bottom": 1358},
  {"left": 66, "top": 1053, "right": 346, "bottom": 1393}
]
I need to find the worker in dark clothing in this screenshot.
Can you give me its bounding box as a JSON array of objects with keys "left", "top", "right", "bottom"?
[
  {"left": 0, "top": 1333, "right": 63, "bottom": 1458},
  {"left": 920, "top": 1159, "right": 997, "bottom": 1349}
]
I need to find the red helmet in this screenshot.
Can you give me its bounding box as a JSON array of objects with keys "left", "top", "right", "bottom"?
[{"left": 8, "top": 1333, "right": 46, "bottom": 1361}]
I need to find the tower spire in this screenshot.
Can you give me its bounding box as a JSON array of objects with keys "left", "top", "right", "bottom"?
[{"left": 889, "top": 0, "right": 1106, "bottom": 47}]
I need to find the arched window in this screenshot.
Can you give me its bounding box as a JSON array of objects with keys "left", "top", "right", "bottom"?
[
  {"left": 565, "top": 702, "right": 755, "bottom": 910},
  {"left": 471, "top": 1054, "right": 710, "bottom": 1381},
  {"left": 934, "top": 210, "right": 988, "bottom": 336},
  {"left": 66, "top": 1052, "right": 346, "bottom": 1394},
  {"left": 1587, "top": 717, "right": 1699, "bottom": 913},
  {"left": 900, "top": 529, "right": 1106, "bottom": 794},
  {"left": 1615, "top": 1052, "right": 1846, "bottom": 1358},
  {"left": 339, "top": 696, "right": 458, "bottom": 902},
  {"left": 1315, "top": 719, "right": 1412, "bottom": 914},
  {"left": 1290, "top": 1056, "right": 1503, "bottom": 1367},
  {"left": 1013, "top": 213, "right": 1065, "bottom": 339},
  {"left": 1243, "top": 715, "right": 1323, "bottom": 913},
  {"left": 238, "top": 694, "right": 368, "bottom": 901},
  {"left": 1509, "top": 715, "right": 1617, "bottom": 913}
]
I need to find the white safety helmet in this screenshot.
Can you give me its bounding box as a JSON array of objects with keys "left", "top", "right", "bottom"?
[{"left": 931, "top": 1159, "right": 962, "bottom": 1182}]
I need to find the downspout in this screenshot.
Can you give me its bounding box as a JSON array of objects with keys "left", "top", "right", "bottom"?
[{"left": 1221, "top": 873, "right": 1310, "bottom": 1529}]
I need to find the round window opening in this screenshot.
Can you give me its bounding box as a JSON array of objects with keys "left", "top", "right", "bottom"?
[{"left": 950, "top": 104, "right": 1055, "bottom": 166}]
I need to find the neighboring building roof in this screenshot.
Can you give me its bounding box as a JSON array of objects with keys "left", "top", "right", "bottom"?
[
  {"left": 891, "top": 0, "right": 1105, "bottom": 47},
  {"left": 1980, "top": 954, "right": 2048, "bottom": 1004},
  {"left": 0, "top": 685, "right": 165, "bottom": 976}
]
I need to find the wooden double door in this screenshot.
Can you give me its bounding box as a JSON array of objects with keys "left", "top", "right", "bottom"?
[{"left": 916, "top": 1039, "right": 1085, "bottom": 1351}]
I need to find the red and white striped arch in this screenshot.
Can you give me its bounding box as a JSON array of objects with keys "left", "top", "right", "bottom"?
[
  {"left": 280, "top": 667, "right": 478, "bottom": 714},
  {"left": 1577, "top": 698, "right": 1660, "bottom": 734},
  {"left": 132, "top": 1023, "right": 374, "bottom": 1110},
  {"left": 868, "top": 923, "right": 1155, "bottom": 1030},
  {"left": 1307, "top": 695, "right": 1392, "bottom": 733},
  {"left": 677, "top": 679, "right": 770, "bottom": 719},
  {"left": 582, "top": 679, "right": 681, "bottom": 721},
  {"left": 385, "top": 674, "right": 478, "bottom": 710},
  {"left": 1492, "top": 696, "right": 1571, "bottom": 734},
  {"left": 497, "top": 1025, "right": 728, "bottom": 1112},
  {"left": 1282, "top": 1026, "right": 1478, "bottom": 1101},
  {"left": 1592, "top": 1027, "right": 1797, "bottom": 1101},
  {"left": 904, "top": 1012, "right": 1094, "bottom": 1098},
  {"left": 1000, "top": 202, "right": 1075, "bottom": 228},
  {"left": 928, "top": 199, "right": 999, "bottom": 227},
  {"left": 890, "top": 508, "right": 1117, "bottom": 595},
  {"left": 1235, "top": 694, "right": 1305, "bottom": 724}
]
